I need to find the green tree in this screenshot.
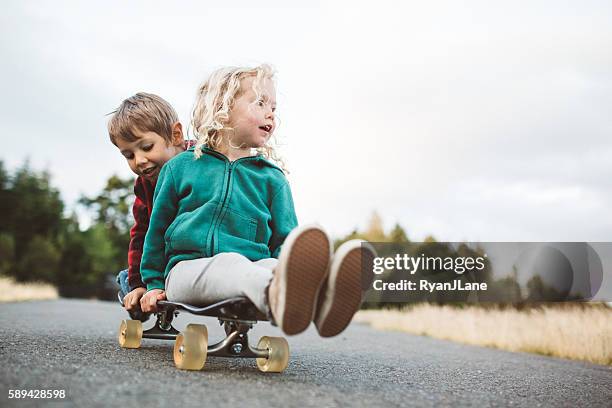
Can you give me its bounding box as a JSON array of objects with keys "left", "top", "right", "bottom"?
[
  {"left": 0, "top": 162, "right": 65, "bottom": 282},
  {"left": 0, "top": 232, "right": 15, "bottom": 275},
  {"left": 0, "top": 162, "right": 131, "bottom": 299},
  {"left": 79, "top": 175, "right": 134, "bottom": 234},
  {"left": 526, "top": 275, "right": 565, "bottom": 302},
  {"left": 79, "top": 174, "right": 134, "bottom": 269},
  {"left": 484, "top": 274, "right": 522, "bottom": 303},
  {"left": 7, "top": 163, "right": 64, "bottom": 259},
  {"left": 0, "top": 161, "right": 11, "bottom": 232},
  {"left": 56, "top": 217, "right": 120, "bottom": 298},
  {"left": 16, "top": 235, "right": 61, "bottom": 282},
  {"left": 389, "top": 223, "right": 409, "bottom": 243}
]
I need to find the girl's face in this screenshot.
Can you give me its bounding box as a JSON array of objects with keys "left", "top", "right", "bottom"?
[{"left": 227, "top": 76, "right": 276, "bottom": 149}]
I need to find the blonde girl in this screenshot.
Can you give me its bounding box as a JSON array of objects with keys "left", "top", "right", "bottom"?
[{"left": 140, "top": 64, "right": 374, "bottom": 337}]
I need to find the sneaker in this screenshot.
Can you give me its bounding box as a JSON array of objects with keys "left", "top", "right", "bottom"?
[
  {"left": 267, "top": 224, "right": 332, "bottom": 335},
  {"left": 313, "top": 240, "right": 376, "bottom": 337},
  {"left": 117, "top": 290, "right": 151, "bottom": 322},
  {"left": 128, "top": 307, "right": 151, "bottom": 323}
]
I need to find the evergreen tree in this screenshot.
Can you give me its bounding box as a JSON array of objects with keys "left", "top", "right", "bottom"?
[
  {"left": 389, "top": 223, "right": 409, "bottom": 243},
  {"left": 8, "top": 163, "right": 64, "bottom": 257}
]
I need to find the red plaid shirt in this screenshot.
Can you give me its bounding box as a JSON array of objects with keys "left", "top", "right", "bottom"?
[{"left": 127, "top": 140, "right": 195, "bottom": 289}]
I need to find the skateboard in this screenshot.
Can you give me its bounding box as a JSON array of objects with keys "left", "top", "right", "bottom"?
[{"left": 117, "top": 296, "right": 289, "bottom": 373}]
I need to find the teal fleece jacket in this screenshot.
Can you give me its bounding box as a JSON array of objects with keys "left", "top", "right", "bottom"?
[{"left": 141, "top": 146, "right": 298, "bottom": 291}]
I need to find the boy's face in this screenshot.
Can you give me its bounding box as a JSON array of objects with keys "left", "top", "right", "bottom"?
[
  {"left": 227, "top": 76, "right": 276, "bottom": 149},
  {"left": 116, "top": 124, "right": 183, "bottom": 182}
]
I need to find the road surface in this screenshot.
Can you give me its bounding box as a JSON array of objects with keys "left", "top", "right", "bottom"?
[{"left": 1, "top": 300, "right": 610, "bottom": 407}]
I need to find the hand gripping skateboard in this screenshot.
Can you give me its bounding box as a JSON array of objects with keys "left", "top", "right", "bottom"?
[{"left": 117, "top": 297, "right": 289, "bottom": 373}]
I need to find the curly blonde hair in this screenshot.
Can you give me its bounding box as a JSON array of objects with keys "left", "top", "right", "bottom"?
[{"left": 191, "top": 64, "right": 286, "bottom": 171}]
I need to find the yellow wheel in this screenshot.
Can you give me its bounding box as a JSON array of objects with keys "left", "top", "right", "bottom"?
[
  {"left": 174, "top": 324, "right": 208, "bottom": 370},
  {"left": 118, "top": 320, "right": 143, "bottom": 349},
  {"left": 256, "top": 336, "right": 289, "bottom": 373}
]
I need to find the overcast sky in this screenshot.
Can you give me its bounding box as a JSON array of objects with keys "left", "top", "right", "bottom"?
[{"left": 2, "top": 0, "right": 611, "bottom": 243}]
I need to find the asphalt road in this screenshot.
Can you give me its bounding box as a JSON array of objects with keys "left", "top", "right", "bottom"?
[{"left": 1, "top": 299, "right": 610, "bottom": 407}]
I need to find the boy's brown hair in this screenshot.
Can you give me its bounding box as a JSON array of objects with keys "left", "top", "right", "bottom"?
[{"left": 108, "top": 92, "right": 179, "bottom": 146}]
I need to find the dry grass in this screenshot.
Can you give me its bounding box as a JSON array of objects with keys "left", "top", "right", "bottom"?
[
  {"left": 354, "top": 304, "right": 612, "bottom": 366},
  {"left": 0, "top": 276, "right": 58, "bottom": 302}
]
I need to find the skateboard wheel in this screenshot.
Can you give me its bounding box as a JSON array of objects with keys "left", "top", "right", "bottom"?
[
  {"left": 256, "top": 336, "right": 289, "bottom": 373},
  {"left": 174, "top": 324, "right": 208, "bottom": 370},
  {"left": 118, "top": 319, "right": 143, "bottom": 349}
]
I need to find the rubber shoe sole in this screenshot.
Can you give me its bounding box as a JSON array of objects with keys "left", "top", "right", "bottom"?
[
  {"left": 272, "top": 225, "right": 331, "bottom": 335},
  {"left": 314, "top": 240, "right": 376, "bottom": 337}
]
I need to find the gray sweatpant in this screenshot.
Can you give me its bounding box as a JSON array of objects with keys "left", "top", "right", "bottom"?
[{"left": 165, "top": 252, "right": 277, "bottom": 315}]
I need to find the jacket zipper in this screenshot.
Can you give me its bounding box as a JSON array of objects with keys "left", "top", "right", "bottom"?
[
  {"left": 209, "top": 163, "right": 231, "bottom": 255},
  {"left": 208, "top": 154, "right": 256, "bottom": 256}
]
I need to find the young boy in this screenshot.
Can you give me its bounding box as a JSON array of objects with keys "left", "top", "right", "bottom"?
[{"left": 108, "top": 92, "right": 193, "bottom": 319}]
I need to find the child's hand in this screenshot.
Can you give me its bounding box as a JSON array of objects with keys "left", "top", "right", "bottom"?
[
  {"left": 140, "top": 289, "right": 166, "bottom": 313},
  {"left": 123, "top": 287, "right": 147, "bottom": 311}
]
